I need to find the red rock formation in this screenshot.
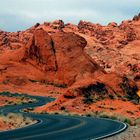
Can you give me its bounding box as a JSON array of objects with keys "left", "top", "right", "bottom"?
[
  {"left": 22, "top": 28, "right": 104, "bottom": 86},
  {"left": 70, "top": 13, "right": 140, "bottom": 88},
  {"left": 23, "top": 29, "right": 57, "bottom": 71},
  {"left": 0, "top": 14, "right": 139, "bottom": 112}
]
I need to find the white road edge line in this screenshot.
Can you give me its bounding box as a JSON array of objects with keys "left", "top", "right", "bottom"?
[{"left": 91, "top": 118, "right": 128, "bottom": 140}]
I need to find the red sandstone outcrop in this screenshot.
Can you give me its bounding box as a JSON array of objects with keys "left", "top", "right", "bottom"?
[
  {"left": 22, "top": 28, "right": 104, "bottom": 86},
  {"left": 0, "top": 14, "right": 139, "bottom": 106}
]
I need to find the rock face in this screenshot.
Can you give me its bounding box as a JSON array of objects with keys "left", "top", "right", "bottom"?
[
  {"left": 24, "top": 29, "right": 57, "bottom": 71},
  {"left": 22, "top": 29, "right": 104, "bottom": 85},
  {"left": 73, "top": 13, "right": 140, "bottom": 87}
]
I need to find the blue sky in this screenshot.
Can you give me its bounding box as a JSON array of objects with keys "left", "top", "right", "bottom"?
[{"left": 0, "top": 0, "right": 140, "bottom": 32}]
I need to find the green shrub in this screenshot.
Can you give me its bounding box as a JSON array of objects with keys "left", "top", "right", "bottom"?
[
  {"left": 83, "top": 96, "right": 93, "bottom": 104},
  {"left": 109, "top": 94, "right": 115, "bottom": 99},
  {"left": 124, "top": 118, "right": 132, "bottom": 125},
  {"left": 60, "top": 106, "right": 66, "bottom": 111},
  {"left": 86, "top": 114, "right": 91, "bottom": 117},
  {"left": 119, "top": 76, "right": 138, "bottom": 100},
  {"left": 54, "top": 112, "right": 59, "bottom": 115}
]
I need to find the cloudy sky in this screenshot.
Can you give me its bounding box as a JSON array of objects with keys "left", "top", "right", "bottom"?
[{"left": 0, "top": 0, "right": 140, "bottom": 32}]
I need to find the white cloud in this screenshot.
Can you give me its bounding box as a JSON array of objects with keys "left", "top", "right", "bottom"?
[{"left": 0, "top": 0, "right": 140, "bottom": 31}]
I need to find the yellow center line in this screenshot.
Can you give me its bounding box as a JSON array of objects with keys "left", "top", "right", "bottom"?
[{"left": 12, "top": 119, "right": 87, "bottom": 140}]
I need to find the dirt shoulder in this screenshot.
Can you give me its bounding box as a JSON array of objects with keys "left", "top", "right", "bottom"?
[{"left": 0, "top": 113, "right": 36, "bottom": 131}]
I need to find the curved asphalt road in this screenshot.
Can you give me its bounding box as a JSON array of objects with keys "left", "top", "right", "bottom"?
[{"left": 0, "top": 92, "right": 127, "bottom": 140}]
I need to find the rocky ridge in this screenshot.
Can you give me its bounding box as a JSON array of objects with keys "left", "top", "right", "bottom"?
[{"left": 0, "top": 14, "right": 140, "bottom": 117}]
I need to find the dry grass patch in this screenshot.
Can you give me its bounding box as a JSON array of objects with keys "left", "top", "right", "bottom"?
[{"left": 0, "top": 113, "right": 37, "bottom": 131}]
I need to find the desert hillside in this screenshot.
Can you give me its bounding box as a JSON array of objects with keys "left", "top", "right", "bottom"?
[{"left": 0, "top": 13, "right": 140, "bottom": 121}]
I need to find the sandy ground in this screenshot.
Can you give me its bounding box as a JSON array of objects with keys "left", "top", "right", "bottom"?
[{"left": 0, "top": 82, "right": 64, "bottom": 98}]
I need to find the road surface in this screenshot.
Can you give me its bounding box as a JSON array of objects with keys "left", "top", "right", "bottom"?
[{"left": 0, "top": 92, "right": 127, "bottom": 140}]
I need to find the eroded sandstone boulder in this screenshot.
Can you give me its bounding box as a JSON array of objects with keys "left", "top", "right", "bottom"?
[{"left": 23, "top": 28, "right": 104, "bottom": 85}]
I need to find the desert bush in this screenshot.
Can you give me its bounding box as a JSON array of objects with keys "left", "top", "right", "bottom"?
[
  {"left": 110, "top": 107, "right": 116, "bottom": 110},
  {"left": 86, "top": 114, "right": 92, "bottom": 117},
  {"left": 123, "top": 118, "right": 132, "bottom": 125},
  {"left": 29, "top": 79, "right": 38, "bottom": 83},
  {"left": 109, "top": 94, "right": 115, "bottom": 99},
  {"left": 43, "top": 81, "right": 67, "bottom": 88},
  {"left": 126, "top": 110, "right": 134, "bottom": 115},
  {"left": 119, "top": 76, "right": 138, "bottom": 100},
  {"left": 82, "top": 82, "right": 109, "bottom": 104},
  {"left": 99, "top": 114, "right": 110, "bottom": 118},
  {"left": 54, "top": 112, "right": 59, "bottom": 115},
  {"left": 60, "top": 106, "right": 66, "bottom": 111},
  {"left": 83, "top": 96, "right": 93, "bottom": 104}
]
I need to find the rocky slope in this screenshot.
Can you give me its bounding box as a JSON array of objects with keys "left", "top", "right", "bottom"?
[
  {"left": 0, "top": 14, "right": 140, "bottom": 119},
  {"left": 65, "top": 14, "right": 140, "bottom": 87}
]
